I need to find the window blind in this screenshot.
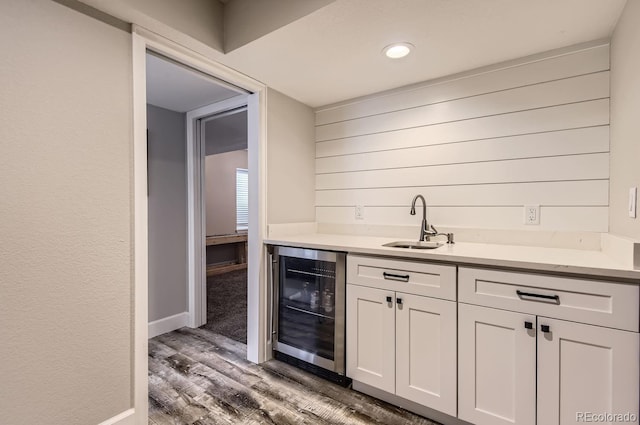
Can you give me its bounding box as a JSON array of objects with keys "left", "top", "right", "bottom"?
[{"left": 236, "top": 168, "right": 248, "bottom": 231}]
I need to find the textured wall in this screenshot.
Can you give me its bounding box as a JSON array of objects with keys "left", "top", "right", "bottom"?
[
  {"left": 0, "top": 1, "right": 132, "bottom": 423},
  {"left": 147, "top": 104, "right": 188, "bottom": 322},
  {"left": 610, "top": 0, "right": 640, "bottom": 239}
]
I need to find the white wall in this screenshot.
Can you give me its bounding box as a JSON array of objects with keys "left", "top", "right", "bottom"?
[
  {"left": 267, "top": 88, "right": 317, "bottom": 224},
  {"left": 205, "top": 150, "right": 248, "bottom": 235},
  {"left": 147, "top": 104, "right": 188, "bottom": 322},
  {"left": 0, "top": 1, "right": 132, "bottom": 424},
  {"left": 610, "top": 0, "right": 640, "bottom": 240},
  {"left": 315, "top": 44, "right": 610, "bottom": 233}
]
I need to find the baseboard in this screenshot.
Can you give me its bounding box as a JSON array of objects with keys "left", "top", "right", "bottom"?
[
  {"left": 97, "top": 409, "right": 135, "bottom": 425},
  {"left": 148, "top": 312, "right": 189, "bottom": 339}
]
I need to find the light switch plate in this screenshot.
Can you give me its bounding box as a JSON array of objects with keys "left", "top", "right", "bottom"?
[
  {"left": 524, "top": 205, "right": 540, "bottom": 225},
  {"left": 629, "top": 187, "right": 637, "bottom": 218},
  {"left": 355, "top": 205, "right": 365, "bottom": 220}
]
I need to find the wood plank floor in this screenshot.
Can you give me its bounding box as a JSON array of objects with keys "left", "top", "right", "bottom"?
[{"left": 149, "top": 327, "right": 441, "bottom": 425}]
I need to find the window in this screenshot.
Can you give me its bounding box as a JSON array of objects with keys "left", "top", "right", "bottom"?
[{"left": 236, "top": 168, "right": 248, "bottom": 231}]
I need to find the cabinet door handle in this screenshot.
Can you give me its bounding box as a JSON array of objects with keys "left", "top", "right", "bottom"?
[
  {"left": 383, "top": 272, "right": 410, "bottom": 282},
  {"left": 540, "top": 324, "right": 551, "bottom": 333},
  {"left": 516, "top": 290, "right": 560, "bottom": 304},
  {"left": 524, "top": 321, "right": 533, "bottom": 329},
  {"left": 386, "top": 296, "right": 393, "bottom": 303},
  {"left": 396, "top": 298, "right": 403, "bottom": 305}
]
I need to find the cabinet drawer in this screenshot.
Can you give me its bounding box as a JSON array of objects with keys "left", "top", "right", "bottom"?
[
  {"left": 459, "top": 267, "right": 639, "bottom": 332},
  {"left": 347, "top": 255, "right": 456, "bottom": 301}
]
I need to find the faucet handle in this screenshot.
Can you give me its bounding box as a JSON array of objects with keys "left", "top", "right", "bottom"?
[{"left": 430, "top": 224, "right": 438, "bottom": 234}]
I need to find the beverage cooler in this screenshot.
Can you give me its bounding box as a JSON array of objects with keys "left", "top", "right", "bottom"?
[{"left": 271, "top": 246, "right": 347, "bottom": 383}]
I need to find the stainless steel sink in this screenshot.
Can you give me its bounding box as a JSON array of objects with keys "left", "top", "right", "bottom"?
[{"left": 383, "top": 241, "right": 443, "bottom": 249}]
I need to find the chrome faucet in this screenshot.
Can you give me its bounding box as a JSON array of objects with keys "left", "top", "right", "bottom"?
[
  {"left": 410, "top": 194, "right": 454, "bottom": 243},
  {"left": 410, "top": 194, "right": 433, "bottom": 241}
]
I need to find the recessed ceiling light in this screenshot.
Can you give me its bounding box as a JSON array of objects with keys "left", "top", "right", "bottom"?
[{"left": 383, "top": 42, "right": 414, "bottom": 59}]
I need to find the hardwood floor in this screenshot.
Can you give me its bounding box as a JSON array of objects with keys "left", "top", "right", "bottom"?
[{"left": 149, "top": 327, "right": 441, "bottom": 425}]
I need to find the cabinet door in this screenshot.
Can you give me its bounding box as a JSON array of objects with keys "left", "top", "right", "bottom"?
[
  {"left": 346, "top": 284, "right": 395, "bottom": 393},
  {"left": 396, "top": 293, "right": 457, "bottom": 416},
  {"left": 537, "top": 318, "right": 640, "bottom": 425},
  {"left": 458, "top": 304, "right": 536, "bottom": 425}
]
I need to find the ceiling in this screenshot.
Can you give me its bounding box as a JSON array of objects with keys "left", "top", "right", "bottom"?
[
  {"left": 216, "top": 0, "right": 627, "bottom": 107},
  {"left": 140, "top": 0, "right": 629, "bottom": 110},
  {"left": 146, "top": 52, "right": 243, "bottom": 112}
]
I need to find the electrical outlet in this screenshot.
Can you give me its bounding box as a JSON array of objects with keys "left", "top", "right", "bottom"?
[
  {"left": 524, "top": 205, "right": 540, "bottom": 225},
  {"left": 355, "top": 205, "right": 365, "bottom": 220}
]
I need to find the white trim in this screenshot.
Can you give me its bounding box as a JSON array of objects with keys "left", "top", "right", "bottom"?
[
  {"left": 132, "top": 32, "right": 149, "bottom": 425},
  {"left": 247, "top": 90, "right": 269, "bottom": 363},
  {"left": 188, "top": 95, "right": 249, "bottom": 118},
  {"left": 186, "top": 94, "right": 249, "bottom": 328},
  {"left": 148, "top": 312, "right": 190, "bottom": 338},
  {"left": 133, "top": 26, "right": 266, "bottom": 94},
  {"left": 132, "top": 26, "right": 269, "bottom": 423},
  {"left": 97, "top": 409, "right": 136, "bottom": 425}
]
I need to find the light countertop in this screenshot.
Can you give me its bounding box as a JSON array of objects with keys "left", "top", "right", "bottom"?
[{"left": 265, "top": 233, "right": 640, "bottom": 281}]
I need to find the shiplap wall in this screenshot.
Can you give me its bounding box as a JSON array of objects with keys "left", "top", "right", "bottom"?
[{"left": 315, "top": 44, "right": 610, "bottom": 232}]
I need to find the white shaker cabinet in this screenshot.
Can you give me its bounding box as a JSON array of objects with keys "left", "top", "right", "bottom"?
[
  {"left": 395, "top": 291, "right": 457, "bottom": 415},
  {"left": 458, "top": 267, "right": 640, "bottom": 425},
  {"left": 537, "top": 318, "right": 639, "bottom": 425},
  {"left": 346, "top": 255, "right": 457, "bottom": 416},
  {"left": 346, "top": 284, "right": 395, "bottom": 394},
  {"left": 458, "top": 303, "right": 536, "bottom": 425}
]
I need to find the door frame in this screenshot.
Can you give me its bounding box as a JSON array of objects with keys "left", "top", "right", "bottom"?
[
  {"left": 132, "top": 27, "right": 269, "bottom": 424},
  {"left": 186, "top": 95, "right": 249, "bottom": 328}
]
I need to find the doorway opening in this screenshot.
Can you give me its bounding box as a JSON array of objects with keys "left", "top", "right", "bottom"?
[
  {"left": 200, "top": 107, "right": 249, "bottom": 344},
  {"left": 145, "top": 50, "right": 249, "bottom": 342},
  {"left": 133, "top": 31, "right": 268, "bottom": 423}
]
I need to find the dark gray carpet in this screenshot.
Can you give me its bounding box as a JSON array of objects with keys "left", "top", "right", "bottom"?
[{"left": 201, "top": 268, "right": 247, "bottom": 344}]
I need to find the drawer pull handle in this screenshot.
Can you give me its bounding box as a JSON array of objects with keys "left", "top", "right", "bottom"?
[
  {"left": 541, "top": 324, "right": 551, "bottom": 333},
  {"left": 386, "top": 296, "right": 393, "bottom": 303},
  {"left": 516, "top": 290, "right": 560, "bottom": 304},
  {"left": 524, "top": 321, "right": 533, "bottom": 329},
  {"left": 397, "top": 298, "right": 403, "bottom": 305},
  {"left": 383, "top": 272, "right": 410, "bottom": 282}
]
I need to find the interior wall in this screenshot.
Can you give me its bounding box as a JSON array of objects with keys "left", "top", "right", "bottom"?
[
  {"left": 78, "top": 0, "right": 224, "bottom": 52},
  {"left": 223, "top": 0, "right": 335, "bottom": 52},
  {"left": 315, "top": 44, "right": 610, "bottom": 232},
  {"left": 147, "top": 104, "right": 188, "bottom": 322},
  {"left": 267, "top": 88, "right": 317, "bottom": 224},
  {"left": 0, "top": 1, "right": 132, "bottom": 423},
  {"left": 205, "top": 150, "right": 248, "bottom": 236},
  {"left": 610, "top": 0, "right": 640, "bottom": 240},
  {"left": 204, "top": 110, "right": 248, "bottom": 155}
]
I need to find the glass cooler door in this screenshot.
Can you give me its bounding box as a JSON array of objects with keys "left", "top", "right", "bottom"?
[{"left": 277, "top": 254, "right": 337, "bottom": 361}]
